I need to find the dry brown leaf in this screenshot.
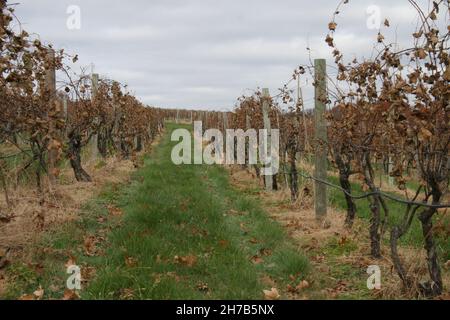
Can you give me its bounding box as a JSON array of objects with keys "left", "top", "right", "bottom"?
[
  {"left": 444, "top": 260, "right": 450, "bottom": 270},
  {"left": 107, "top": 205, "right": 123, "bottom": 217},
  {"left": 416, "top": 48, "right": 427, "bottom": 59},
  {"left": 196, "top": 282, "right": 209, "bottom": 293},
  {"left": 251, "top": 255, "right": 264, "bottom": 264},
  {"left": 62, "top": 289, "right": 80, "bottom": 300},
  {"left": 174, "top": 255, "right": 197, "bottom": 267},
  {"left": 259, "top": 248, "right": 273, "bottom": 256},
  {"left": 296, "top": 280, "right": 310, "bottom": 290},
  {"left": 328, "top": 22, "right": 337, "bottom": 31},
  {"left": 263, "top": 288, "right": 280, "bottom": 300},
  {"left": 33, "top": 286, "right": 44, "bottom": 300},
  {"left": 338, "top": 236, "right": 348, "bottom": 246},
  {"left": 119, "top": 288, "right": 135, "bottom": 300},
  {"left": 166, "top": 272, "right": 182, "bottom": 282},
  {"left": 418, "top": 127, "right": 432, "bottom": 142},
  {"left": 65, "top": 256, "right": 77, "bottom": 269},
  {"left": 218, "top": 240, "right": 229, "bottom": 248},
  {"left": 444, "top": 67, "right": 450, "bottom": 81},
  {"left": 84, "top": 236, "right": 97, "bottom": 256},
  {"left": 125, "top": 256, "right": 138, "bottom": 267}
]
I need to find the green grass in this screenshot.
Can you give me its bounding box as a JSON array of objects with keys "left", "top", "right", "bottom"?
[{"left": 3, "top": 123, "right": 309, "bottom": 300}]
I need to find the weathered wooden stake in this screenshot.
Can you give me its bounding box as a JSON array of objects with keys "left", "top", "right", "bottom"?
[
  {"left": 91, "top": 73, "right": 99, "bottom": 160},
  {"left": 314, "top": 59, "right": 328, "bottom": 221},
  {"left": 45, "top": 48, "right": 58, "bottom": 186},
  {"left": 63, "top": 95, "right": 68, "bottom": 119},
  {"left": 246, "top": 114, "right": 251, "bottom": 169},
  {"left": 223, "top": 112, "right": 228, "bottom": 162},
  {"left": 262, "top": 88, "right": 273, "bottom": 191}
]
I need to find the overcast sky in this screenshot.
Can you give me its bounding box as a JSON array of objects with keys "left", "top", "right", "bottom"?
[{"left": 13, "top": 0, "right": 427, "bottom": 110}]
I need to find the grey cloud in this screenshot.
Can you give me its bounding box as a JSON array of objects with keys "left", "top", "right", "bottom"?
[{"left": 14, "top": 0, "right": 426, "bottom": 110}]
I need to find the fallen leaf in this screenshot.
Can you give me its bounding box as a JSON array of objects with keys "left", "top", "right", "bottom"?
[
  {"left": 251, "top": 255, "right": 264, "bottom": 264},
  {"left": 296, "top": 280, "right": 310, "bottom": 291},
  {"left": 107, "top": 205, "right": 123, "bottom": 217},
  {"left": 65, "top": 256, "right": 77, "bottom": 269},
  {"left": 180, "top": 199, "right": 190, "bottom": 212},
  {"left": 228, "top": 209, "right": 239, "bottom": 216},
  {"left": 196, "top": 282, "right": 209, "bottom": 293},
  {"left": 174, "top": 255, "right": 197, "bottom": 267},
  {"left": 0, "top": 248, "right": 10, "bottom": 269},
  {"left": 287, "top": 284, "right": 297, "bottom": 293},
  {"left": 19, "top": 294, "right": 35, "bottom": 300},
  {"left": 125, "top": 256, "right": 138, "bottom": 267},
  {"left": 436, "top": 293, "right": 450, "bottom": 300},
  {"left": 240, "top": 223, "right": 249, "bottom": 233},
  {"left": 166, "top": 272, "right": 182, "bottom": 282},
  {"left": 62, "top": 289, "right": 80, "bottom": 300},
  {"left": 338, "top": 236, "right": 348, "bottom": 246},
  {"left": 33, "top": 286, "right": 44, "bottom": 300},
  {"left": 81, "top": 266, "right": 96, "bottom": 282},
  {"left": 444, "top": 260, "right": 450, "bottom": 270},
  {"left": 119, "top": 288, "right": 134, "bottom": 300},
  {"left": 49, "top": 284, "right": 60, "bottom": 293},
  {"left": 261, "top": 276, "right": 276, "bottom": 287},
  {"left": 84, "top": 236, "right": 97, "bottom": 256},
  {"left": 263, "top": 288, "right": 280, "bottom": 300},
  {"left": 259, "top": 248, "right": 273, "bottom": 256},
  {"left": 218, "top": 240, "right": 229, "bottom": 248}
]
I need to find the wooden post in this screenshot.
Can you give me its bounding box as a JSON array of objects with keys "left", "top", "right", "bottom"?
[
  {"left": 62, "top": 95, "right": 68, "bottom": 137},
  {"left": 223, "top": 112, "right": 228, "bottom": 162},
  {"left": 246, "top": 114, "right": 251, "bottom": 169},
  {"left": 45, "top": 48, "right": 58, "bottom": 185},
  {"left": 63, "top": 95, "right": 68, "bottom": 119},
  {"left": 387, "top": 154, "right": 394, "bottom": 186},
  {"left": 314, "top": 59, "right": 328, "bottom": 221},
  {"left": 91, "top": 73, "right": 99, "bottom": 160},
  {"left": 262, "top": 88, "right": 273, "bottom": 191}
]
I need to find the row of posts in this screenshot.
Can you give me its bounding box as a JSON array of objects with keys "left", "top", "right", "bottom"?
[
  {"left": 189, "top": 59, "right": 329, "bottom": 221},
  {"left": 44, "top": 50, "right": 329, "bottom": 221},
  {"left": 170, "top": 60, "right": 329, "bottom": 221},
  {"left": 242, "top": 59, "right": 328, "bottom": 221}
]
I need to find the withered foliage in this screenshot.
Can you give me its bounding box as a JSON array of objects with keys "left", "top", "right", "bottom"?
[{"left": 0, "top": 2, "right": 165, "bottom": 223}]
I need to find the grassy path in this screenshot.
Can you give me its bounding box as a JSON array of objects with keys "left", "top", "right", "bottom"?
[{"left": 5, "top": 123, "right": 309, "bottom": 300}]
